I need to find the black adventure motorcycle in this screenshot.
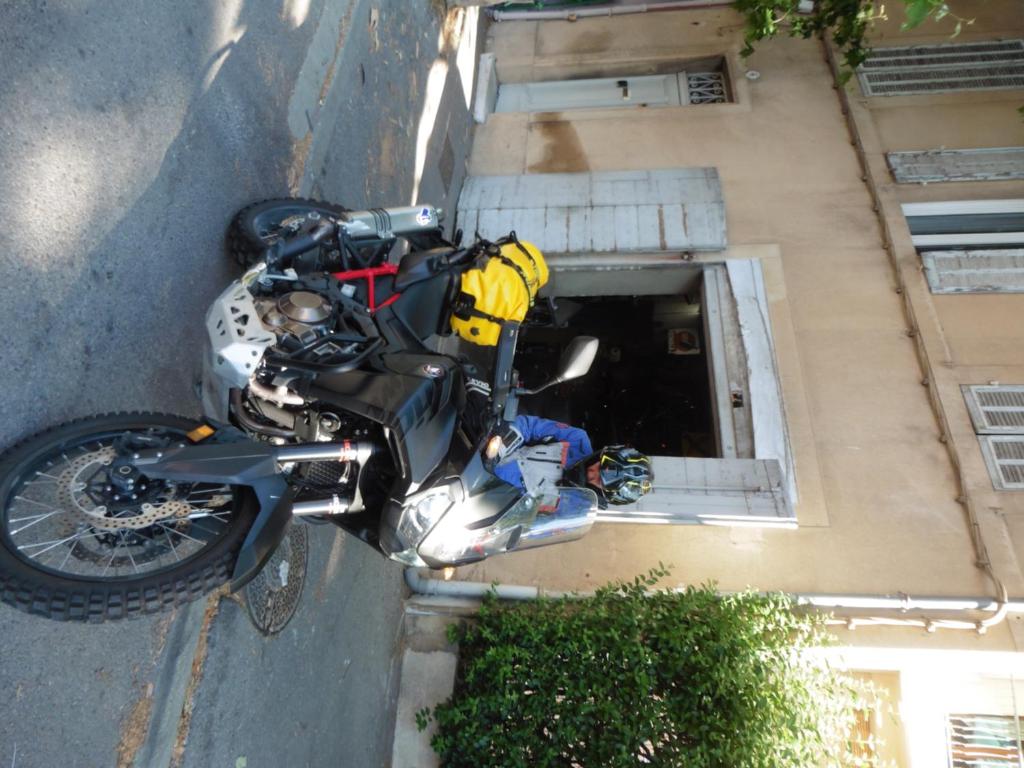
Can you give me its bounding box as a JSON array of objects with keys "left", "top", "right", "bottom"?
[{"left": 0, "top": 199, "right": 601, "bottom": 622}]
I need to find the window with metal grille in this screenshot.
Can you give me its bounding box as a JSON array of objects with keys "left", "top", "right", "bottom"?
[
  {"left": 963, "top": 387, "right": 1024, "bottom": 491},
  {"left": 947, "top": 713, "right": 1024, "bottom": 766},
  {"left": 685, "top": 72, "right": 727, "bottom": 104},
  {"left": 858, "top": 39, "right": 1024, "bottom": 96}
]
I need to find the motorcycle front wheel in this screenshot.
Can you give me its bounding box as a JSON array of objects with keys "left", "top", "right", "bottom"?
[{"left": 0, "top": 413, "right": 258, "bottom": 622}]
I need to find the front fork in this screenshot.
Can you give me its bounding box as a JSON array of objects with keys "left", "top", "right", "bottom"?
[{"left": 133, "top": 437, "right": 375, "bottom": 590}]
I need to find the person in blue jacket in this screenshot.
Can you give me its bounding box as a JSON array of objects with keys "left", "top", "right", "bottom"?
[{"left": 489, "top": 415, "right": 653, "bottom": 508}]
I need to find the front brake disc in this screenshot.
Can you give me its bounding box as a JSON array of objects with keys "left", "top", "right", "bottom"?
[{"left": 55, "top": 447, "right": 193, "bottom": 530}]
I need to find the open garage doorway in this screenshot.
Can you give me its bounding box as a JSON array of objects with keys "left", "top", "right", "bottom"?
[{"left": 516, "top": 258, "right": 795, "bottom": 525}]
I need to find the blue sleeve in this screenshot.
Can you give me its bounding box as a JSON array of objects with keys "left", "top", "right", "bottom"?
[{"left": 513, "top": 415, "right": 593, "bottom": 467}]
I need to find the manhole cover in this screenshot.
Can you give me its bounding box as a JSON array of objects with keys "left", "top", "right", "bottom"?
[{"left": 244, "top": 522, "right": 308, "bottom": 635}]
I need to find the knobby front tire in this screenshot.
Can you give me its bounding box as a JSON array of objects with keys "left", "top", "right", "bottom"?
[{"left": 0, "top": 413, "right": 258, "bottom": 622}]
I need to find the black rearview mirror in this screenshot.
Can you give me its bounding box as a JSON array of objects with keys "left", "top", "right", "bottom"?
[
  {"left": 519, "top": 336, "right": 600, "bottom": 396},
  {"left": 557, "top": 336, "right": 599, "bottom": 383}
]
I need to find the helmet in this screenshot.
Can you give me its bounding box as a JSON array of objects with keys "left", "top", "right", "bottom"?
[{"left": 596, "top": 446, "right": 653, "bottom": 505}]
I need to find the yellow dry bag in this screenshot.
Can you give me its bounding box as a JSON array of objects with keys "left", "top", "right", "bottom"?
[{"left": 450, "top": 237, "right": 548, "bottom": 346}]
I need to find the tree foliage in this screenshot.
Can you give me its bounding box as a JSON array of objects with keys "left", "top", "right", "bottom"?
[
  {"left": 733, "top": 0, "right": 970, "bottom": 78},
  {"left": 419, "top": 568, "right": 879, "bottom": 768}
]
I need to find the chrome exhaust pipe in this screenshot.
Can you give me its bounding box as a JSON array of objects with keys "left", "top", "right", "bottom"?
[
  {"left": 274, "top": 441, "right": 374, "bottom": 464},
  {"left": 341, "top": 206, "right": 443, "bottom": 240},
  {"left": 292, "top": 495, "right": 353, "bottom": 516}
]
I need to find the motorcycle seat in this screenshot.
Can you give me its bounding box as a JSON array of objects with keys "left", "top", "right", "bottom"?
[{"left": 393, "top": 247, "right": 457, "bottom": 292}]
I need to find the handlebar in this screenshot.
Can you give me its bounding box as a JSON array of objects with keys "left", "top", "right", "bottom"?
[
  {"left": 264, "top": 219, "right": 336, "bottom": 269},
  {"left": 491, "top": 322, "right": 520, "bottom": 421}
]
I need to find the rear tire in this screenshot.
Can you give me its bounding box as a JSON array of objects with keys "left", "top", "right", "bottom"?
[
  {"left": 227, "top": 197, "right": 351, "bottom": 269},
  {"left": 0, "top": 413, "right": 258, "bottom": 622}
]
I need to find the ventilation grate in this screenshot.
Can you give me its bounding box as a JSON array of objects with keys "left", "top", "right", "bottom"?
[
  {"left": 922, "top": 249, "right": 1024, "bottom": 293},
  {"left": 858, "top": 39, "right": 1024, "bottom": 96},
  {"left": 964, "top": 386, "right": 1024, "bottom": 432},
  {"left": 980, "top": 436, "right": 1024, "bottom": 490}
]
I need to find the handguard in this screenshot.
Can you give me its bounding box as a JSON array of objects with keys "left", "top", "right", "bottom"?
[{"left": 484, "top": 422, "right": 524, "bottom": 462}]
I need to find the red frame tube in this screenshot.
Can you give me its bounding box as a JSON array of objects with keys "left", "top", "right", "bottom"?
[{"left": 330, "top": 264, "right": 400, "bottom": 312}]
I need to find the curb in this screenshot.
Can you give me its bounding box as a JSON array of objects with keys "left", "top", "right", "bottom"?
[
  {"left": 389, "top": 602, "right": 471, "bottom": 768},
  {"left": 132, "top": 598, "right": 210, "bottom": 768}
]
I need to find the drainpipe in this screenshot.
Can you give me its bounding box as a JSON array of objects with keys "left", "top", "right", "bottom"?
[
  {"left": 405, "top": 568, "right": 1022, "bottom": 633},
  {"left": 489, "top": 0, "right": 734, "bottom": 22}
]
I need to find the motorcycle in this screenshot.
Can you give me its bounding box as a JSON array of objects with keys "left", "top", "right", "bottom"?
[{"left": 0, "top": 199, "right": 600, "bottom": 622}]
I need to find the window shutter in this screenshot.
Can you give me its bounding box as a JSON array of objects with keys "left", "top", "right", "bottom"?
[
  {"left": 964, "top": 387, "right": 1024, "bottom": 433},
  {"left": 887, "top": 147, "right": 1024, "bottom": 184},
  {"left": 963, "top": 387, "right": 1024, "bottom": 491},
  {"left": 923, "top": 250, "right": 1024, "bottom": 294},
  {"left": 947, "top": 714, "right": 1023, "bottom": 766},
  {"left": 979, "top": 437, "right": 1024, "bottom": 491},
  {"left": 858, "top": 39, "right": 1024, "bottom": 96}
]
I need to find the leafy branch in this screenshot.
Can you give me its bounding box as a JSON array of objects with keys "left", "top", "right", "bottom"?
[{"left": 734, "top": 0, "right": 972, "bottom": 80}]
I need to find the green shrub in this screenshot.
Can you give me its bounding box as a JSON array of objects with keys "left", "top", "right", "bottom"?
[{"left": 419, "top": 567, "right": 875, "bottom": 767}]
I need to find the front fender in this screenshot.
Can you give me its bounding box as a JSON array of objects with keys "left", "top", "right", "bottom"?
[
  {"left": 230, "top": 481, "right": 295, "bottom": 591},
  {"left": 133, "top": 440, "right": 294, "bottom": 592}
]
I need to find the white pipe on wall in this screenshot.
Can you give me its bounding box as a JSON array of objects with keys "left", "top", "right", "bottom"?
[
  {"left": 404, "top": 569, "right": 1023, "bottom": 632},
  {"left": 490, "top": 0, "right": 735, "bottom": 22}
]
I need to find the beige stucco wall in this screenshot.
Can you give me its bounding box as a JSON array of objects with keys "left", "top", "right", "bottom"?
[{"left": 445, "top": 5, "right": 1024, "bottom": 653}]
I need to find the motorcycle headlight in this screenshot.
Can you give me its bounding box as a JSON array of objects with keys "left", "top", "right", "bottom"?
[{"left": 397, "top": 487, "right": 455, "bottom": 544}]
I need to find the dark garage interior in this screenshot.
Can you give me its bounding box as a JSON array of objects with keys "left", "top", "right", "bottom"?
[{"left": 516, "top": 292, "right": 715, "bottom": 458}]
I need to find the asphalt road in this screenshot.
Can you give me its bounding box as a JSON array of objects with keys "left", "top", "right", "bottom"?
[{"left": 0, "top": 1, "right": 482, "bottom": 766}]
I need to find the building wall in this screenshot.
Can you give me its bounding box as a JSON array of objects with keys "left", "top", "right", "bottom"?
[{"left": 454, "top": 4, "right": 1024, "bottom": 654}]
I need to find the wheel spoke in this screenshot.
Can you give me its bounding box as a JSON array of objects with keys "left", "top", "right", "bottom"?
[
  {"left": 185, "top": 487, "right": 230, "bottom": 499},
  {"left": 9, "top": 511, "right": 60, "bottom": 524},
  {"left": 165, "top": 530, "right": 181, "bottom": 562},
  {"left": 10, "top": 510, "right": 63, "bottom": 534},
  {"left": 19, "top": 530, "right": 104, "bottom": 558},
  {"left": 102, "top": 538, "right": 124, "bottom": 576},
  {"left": 189, "top": 518, "right": 228, "bottom": 540},
  {"left": 185, "top": 509, "right": 232, "bottom": 521},
  {"left": 13, "top": 495, "right": 55, "bottom": 509},
  {"left": 59, "top": 541, "right": 78, "bottom": 570},
  {"left": 120, "top": 532, "right": 139, "bottom": 574},
  {"left": 156, "top": 523, "right": 207, "bottom": 546}
]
